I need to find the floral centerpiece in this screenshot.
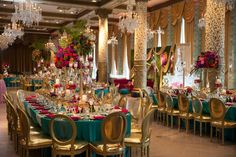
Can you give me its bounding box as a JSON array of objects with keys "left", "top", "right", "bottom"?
[
  {"left": 2, "top": 64, "right": 9, "bottom": 77},
  {"left": 191, "top": 51, "right": 219, "bottom": 74}
]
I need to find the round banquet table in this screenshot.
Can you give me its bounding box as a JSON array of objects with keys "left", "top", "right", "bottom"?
[{"left": 23, "top": 101, "right": 131, "bottom": 142}]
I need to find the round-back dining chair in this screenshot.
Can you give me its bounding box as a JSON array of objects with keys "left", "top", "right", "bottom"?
[
  {"left": 118, "top": 95, "right": 128, "bottom": 109},
  {"left": 50, "top": 114, "right": 88, "bottom": 157},
  {"left": 90, "top": 112, "right": 127, "bottom": 157}
]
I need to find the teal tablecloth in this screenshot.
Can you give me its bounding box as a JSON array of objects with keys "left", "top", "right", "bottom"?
[
  {"left": 95, "top": 88, "right": 109, "bottom": 98},
  {"left": 24, "top": 101, "right": 131, "bottom": 142},
  {"left": 3, "top": 77, "right": 18, "bottom": 87}
]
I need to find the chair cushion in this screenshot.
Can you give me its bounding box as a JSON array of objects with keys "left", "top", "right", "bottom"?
[
  {"left": 195, "top": 115, "right": 211, "bottom": 121},
  {"left": 90, "top": 142, "right": 124, "bottom": 153},
  {"left": 20, "top": 134, "right": 52, "bottom": 148},
  {"left": 54, "top": 141, "right": 88, "bottom": 151},
  {"left": 179, "top": 113, "right": 193, "bottom": 119},
  {"left": 125, "top": 133, "right": 150, "bottom": 144},
  {"left": 211, "top": 121, "right": 236, "bottom": 128}
]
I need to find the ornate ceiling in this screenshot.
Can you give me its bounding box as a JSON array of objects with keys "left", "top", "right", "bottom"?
[{"left": 0, "top": 0, "right": 181, "bottom": 35}]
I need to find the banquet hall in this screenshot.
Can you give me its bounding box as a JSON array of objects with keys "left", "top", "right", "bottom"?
[{"left": 0, "top": 0, "right": 236, "bottom": 157}]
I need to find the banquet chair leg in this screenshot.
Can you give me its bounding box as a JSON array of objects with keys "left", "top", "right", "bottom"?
[
  {"left": 186, "top": 119, "right": 189, "bottom": 133},
  {"left": 200, "top": 122, "right": 202, "bottom": 137},
  {"left": 194, "top": 120, "right": 196, "bottom": 135},
  {"left": 141, "top": 147, "right": 144, "bottom": 157},
  {"left": 210, "top": 125, "right": 213, "bottom": 142},
  {"left": 163, "top": 113, "right": 165, "bottom": 125},
  {"left": 166, "top": 115, "right": 169, "bottom": 127},
  {"left": 171, "top": 116, "right": 173, "bottom": 129},
  {"left": 204, "top": 123, "right": 207, "bottom": 135},
  {"left": 147, "top": 145, "right": 150, "bottom": 157},
  {"left": 222, "top": 128, "right": 224, "bottom": 145},
  {"left": 178, "top": 118, "right": 181, "bottom": 131},
  {"left": 86, "top": 149, "right": 88, "bottom": 157}
]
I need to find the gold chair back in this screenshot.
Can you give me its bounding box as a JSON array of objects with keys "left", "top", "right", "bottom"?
[
  {"left": 141, "top": 108, "right": 156, "bottom": 142},
  {"left": 157, "top": 91, "right": 166, "bottom": 108},
  {"left": 101, "top": 112, "right": 126, "bottom": 149},
  {"left": 142, "top": 89, "right": 151, "bottom": 107},
  {"left": 50, "top": 114, "right": 77, "bottom": 149},
  {"left": 209, "top": 98, "right": 226, "bottom": 121},
  {"left": 178, "top": 94, "right": 190, "bottom": 113},
  {"left": 192, "top": 96, "right": 203, "bottom": 118},
  {"left": 118, "top": 95, "right": 127, "bottom": 109},
  {"left": 165, "top": 92, "right": 174, "bottom": 112},
  {"left": 16, "top": 107, "right": 31, "bottom": 145},
  {"left": 5, "top": 98, "right": 18, "bottom": 133}
]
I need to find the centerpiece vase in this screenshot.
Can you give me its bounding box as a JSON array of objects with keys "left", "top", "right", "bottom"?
[{"left": 79, "top": 70, "right": 83, "bottom": 97}]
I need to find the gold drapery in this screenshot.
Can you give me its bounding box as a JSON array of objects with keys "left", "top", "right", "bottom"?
[
  {"left": 183, "top": 0, "right": 195, "bottom": 63},
  {"left": 171, "top": 1, "right": 185, "bottom": 26},
  {"left": 199, "top": 0, "right": 206, "bottom": 51},
  {"left": 149, "top": 10, "right": 161, "bottom": 30},
  {"left": 172, "top": 1, "right": 185, "bottom": 45},
  {"left": 160, "top": 8, "right": 169, "bottom": 47}
]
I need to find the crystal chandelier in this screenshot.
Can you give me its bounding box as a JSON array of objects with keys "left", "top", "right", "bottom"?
[
  {"left": 3, "top": 22, "right": 24, "bottom": 39},
  {"left": 11, "top": 0, "right": 42, "bottom": 27},
  {"left": 214, "top": 0, "right": 235, "bottom": 10},
  {"left": 118, "top": 0, "right": 138, "bottom": 33}
]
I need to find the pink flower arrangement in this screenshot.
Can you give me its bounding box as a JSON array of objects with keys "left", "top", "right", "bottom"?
[{"left": 191, "top": 51, "right": 219, "bottom": 74}]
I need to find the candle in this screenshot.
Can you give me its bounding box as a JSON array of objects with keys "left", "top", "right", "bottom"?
[
  {"left": 55, "top": 79, "right": 60, "bottom": 84},
  {"left": 69, "top": 81, "right": 73, "bottom": 85},
  {"left": 81, "top": 95, "right": 87, "bottom": 102},
  {"left": 69, "top": 62, "right": 73, "bottom": 68},
  {"left": 74, "top": 62, "right": 78, "bottom": 68},
  {"left": 65, "top": 89, "right": 71, "bottom": 96}
]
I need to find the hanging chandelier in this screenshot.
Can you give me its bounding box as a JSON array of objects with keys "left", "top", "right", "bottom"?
[
  {"left": 0, "top": 22, "right": 24, "bottom": 50},
  {"left": 11, "top": 0, "right": 42, "bottom": 27},
  {"left": 214, "top": 0, "right": 235, "bottom": 10},
  {"left": 118, "top": 0, "right": 138, "bottom": 33}
]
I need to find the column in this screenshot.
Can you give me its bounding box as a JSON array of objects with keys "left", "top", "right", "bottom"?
[
  {"left": 205, "top": 0, "right": 225, "bottom": 90},
  {"left": 122, "top": 32, "right": 129, "bottom": 79},
  {"left": 134, "top": 0, "right": 148, "bottom": 88},
  {"left": 95, "top": 9, "right": 112, "bottom": 82}
]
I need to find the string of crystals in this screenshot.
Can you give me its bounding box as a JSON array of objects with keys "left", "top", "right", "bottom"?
[
  {"left": 0, "top": 22, "right": 24, "bottom": 50},
  {"left": 118, "top": 0, "right": 138, "bottom": 33},
  {"left": 11, "top": 0, "right": 42, "bottom": 27}
]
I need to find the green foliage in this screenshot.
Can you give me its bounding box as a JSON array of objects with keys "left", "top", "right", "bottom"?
[
  {"left": 63, "top": 20, "right": 87, "bottom": 39},
  {"left": 30, "top": 39, "right": 47, "bottom": 51}
]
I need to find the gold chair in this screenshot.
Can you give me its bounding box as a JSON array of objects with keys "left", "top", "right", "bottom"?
[
  {"left": 50, "top": 114, "right": 88, "bottom": 157},
  {"left": 165, "top": 93, "right": 179, "bottom": 128},
  {"left": 118, "top": 95, "right": 128, "bottom": 109},
  {"left": 178, "top": 94, "right": 193, "bottom": 133},
  {"left": 23, "top": 77, "right": 33, "bottom": 91},
  {"left": 3, "top": 94, "right": 14, "bottom": 139},
  {"left": 156, "top": 91, "right": 166, "bottom": 124},
  {"left": 192, "top": 96, "right": 211, "bottom": 136},
  {"left": 125, "top": 108, "right": 156, "bottom": 157},
  {"left": 16, "top": 107, "right": 52, "bottom": 157},
  {"left": 142, "top": 89, "right": 152, "bottom": 117},
  {"left": 90, "top": 112, "right": 127, "bottom": 157},
  {"left": 209, "top": 98, "right": 236, "bottom": 144}
]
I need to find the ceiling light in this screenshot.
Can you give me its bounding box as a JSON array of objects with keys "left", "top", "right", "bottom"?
[
  {"left": 70, "top": 11, "right": 74, "bottom": 14},
  {"left": 59, "top": 9, "right": 63, "bottom": 12},
  {"left": 56, "top": 21, "right": 59, "bottom": 24},
  {"left": 3, "top": 4, "right": 7, "bottom": 7}
]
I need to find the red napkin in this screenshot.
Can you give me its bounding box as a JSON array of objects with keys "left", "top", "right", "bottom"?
[
  {"left": 114, "top": 105, "right": 120, "bottom": 109},
  {"left": 70, "top": 116, "right": 80, "bottom": 121},
  {"left": 46, "top": 113, "right": 55, "bottom": 119},
  {"left": 31, "top": 103, "right": 40, "bottom": 106},
  {"left": 121, "top": 109, "right": 128, "bottom": 114},
  {"left": 225, "top": 102, "right": 234, "bottom": 106},
  {"left": 93, "top": 115, "right": 105, "bottom": 120},
  {"left": 39, "top": 110, "right": 49, "bottom": 114},
  {"left": 34, "top": 106, "right": 45, "bottom": 110}
]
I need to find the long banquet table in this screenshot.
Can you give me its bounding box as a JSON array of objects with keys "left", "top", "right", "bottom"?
[
  {"left": 23, "top": 101, "right": 131, "bottom": 142},
  {"left": 153, "top": 95, "right": 236, "bottom": 141}
]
